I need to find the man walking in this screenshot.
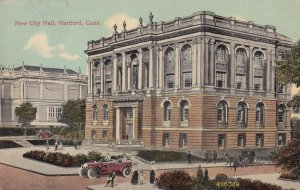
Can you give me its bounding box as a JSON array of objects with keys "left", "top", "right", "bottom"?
[
  {"left": 213, "top": 150, "right": 217, "bottom": 163},
  {"left": 74, "top": 139, "right": 77, "bottom": 150},
  {"left": 54, "top": 140, "right": 58, "bottom": 151},
  {"left": 187, "top": 151, "right": 192, "bottom": 165},
  {"left": 105, "top": 171, "right": 116, "bottom": 188}
]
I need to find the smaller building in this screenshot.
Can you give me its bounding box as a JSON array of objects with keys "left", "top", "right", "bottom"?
[{"left": 0, "top": 64, "right": 87, "bottom": 128}]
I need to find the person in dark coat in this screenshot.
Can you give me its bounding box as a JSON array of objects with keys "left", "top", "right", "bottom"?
[
  {"left": 54, "top": 140, "right": 58, "bottom": 151},
  {"left": 74, "top": 139, "right": 77, "bottom": 150},
  {"left": 213, "top": 150, "right": 218, "bottom": 163},
  {"left": 233, "top": 156, "right": 238, "bottom": 172},
  {"left": 187, "top": 151, "right": 192, "bottom": 164},
  {"left": 105, "top": 171, "right": 116, "bottom": 188}
]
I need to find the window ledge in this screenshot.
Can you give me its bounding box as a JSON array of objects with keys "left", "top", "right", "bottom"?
[
  {"left": 103, "top": 121, "right": 109, "bottom": 125},
  {"left": 92, "top": 121, "right": 97, "bottom": 125},
  {"left": 181, "top": 121, "right": 188, "bottom": 127},
  {"left": 163, "top": 121, "right": 170, "bottom": 127},
  {"left": 255, "top": 123, "right": 264, "bottom": 127}
]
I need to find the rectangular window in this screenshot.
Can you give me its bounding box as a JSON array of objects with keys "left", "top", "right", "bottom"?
[
  {"left": 278, "top": 133, "right": 286, "bottom": 146},
  {"left": 218, "top": 134, "right": 226, "bottom": 149},
  {"left": 256, "top": 134, "right": 264, "bottom": 147},
  {"left": 48, "top": 106, "right": 62, "bottom": 119},
  {"left": 216, "top": 72, "right": 226, "bottom": 88},
  {"left": 163, "top": 133, "right": 170, "bottom": 147},
  {"left": 236, "top": 75, "right": 245, "bottom": 89},
  {"left": 179, "top": 133, "right": 187, "bottom": 147},
  {"left": 254, "top": 77, "right": 263, "bottom": 91},
  {"left": 183, "top": 72, "right": 192, "bottom": 88},
  {"left": 102, "top": 130, "right": 108, "bottom": 138},
  {"left": 237, "top": 134, "right": 246, "bottom": 148},
  {"left": 105, "top": 81, "right": 112, "bottom": 94},
  {"left": 166, "top": 74, "right": 175, "bottom": 89}
]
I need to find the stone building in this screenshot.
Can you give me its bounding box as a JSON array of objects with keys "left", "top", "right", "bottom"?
[
  {"left": 84, "top": 11, "right": 293, "bottom": 151},
  {"left": 0, "top": 64, "right": 87, "bottom": 128}
]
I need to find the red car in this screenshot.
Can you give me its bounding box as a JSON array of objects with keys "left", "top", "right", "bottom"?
[{"left": 79, "top": 159, "right": 133, "bottom": 179}]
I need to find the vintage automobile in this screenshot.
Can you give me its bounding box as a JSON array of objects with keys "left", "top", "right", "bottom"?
[{"left": 79, "top": 159, "right": 133, "bottom": 179}]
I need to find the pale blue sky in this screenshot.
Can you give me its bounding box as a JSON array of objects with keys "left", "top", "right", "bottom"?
[{"left": 0, "top": 0, "right": 300, "bottom": 74}]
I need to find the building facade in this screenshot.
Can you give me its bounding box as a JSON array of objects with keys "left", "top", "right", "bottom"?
[
  {"left": 0, "top": 64, "right": 87, "bottom": 128},
  {"left": 84, "top": 11, "right": 292, "bottom": 151}
]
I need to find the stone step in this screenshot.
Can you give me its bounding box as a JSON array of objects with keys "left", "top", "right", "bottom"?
[{"left": 13, "top": 139, "right": 33, "bottom": 147}]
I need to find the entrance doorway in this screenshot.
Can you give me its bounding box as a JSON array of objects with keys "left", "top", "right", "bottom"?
[{"left": 123, "top": 108, "right": 133, "bottom": 141}]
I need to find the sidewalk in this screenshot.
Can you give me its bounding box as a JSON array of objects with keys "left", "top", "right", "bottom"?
[{"left": 87, "top": 182, "right": 158, "bottom": 190}]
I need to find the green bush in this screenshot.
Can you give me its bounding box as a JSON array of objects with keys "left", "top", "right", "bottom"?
[
  {"left": 137, "top": 150, "right": 202, "bottom": 162},
  {"left": 74, "top": 154, "right": 88, "bottom": 166},
  {"left": 0, "top": 127, "right": 43, "bottom": 136},
  {"left": 156, "top": 170, "right": 192, "bottom": 190},
  {"left": 87, "top": 151, "right": 102, "bottom": 162}
]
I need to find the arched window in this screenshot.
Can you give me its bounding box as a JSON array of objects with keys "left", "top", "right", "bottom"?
[
  {"left": 236, "top": 48, "right": 246, "bottom": 65},
  {"left": 163, "top": 101, "right": 171, "bottom": 121},
  {"left": 237, "top": 101, "right": 247, "bottom": 124},
  {"left": 180, "top": 100, "right": 189, "bottom": 122},
  {"left": 217, "top": 101, "right": 228, "bottom": 123},
  {"left": 216, "top": 45, "right": 226, "bottom": 62},
  {"left": 254, "top": 51, "right": 264, "bottom": 67},
  {"left": 104, "top": 60, "right": 112, "bottom": 94},
  {"left": 277, "top": 104, "right": 285, "bottom": 123},
  {"left": 256, "top": 102, "right": 264, "bottom": 124},
  {"left": 164, "top": 48, "right": 175, "bottom": 89},
  {"left": 103, "top": 104, "right": 109, "bottom": 121},
  {"left": 92, "top": 105, "right": 97, "bottom": 121},
  {"left": 181, "top": 45, "right": 192, "bottom": 88}
]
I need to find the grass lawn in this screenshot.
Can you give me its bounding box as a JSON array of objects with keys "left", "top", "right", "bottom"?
[
  {"left": 137, "top": 150, "right": 203, "bottom": 162},
  {"left": 0, "top": 140, "right": 22, "bottom": 149}
]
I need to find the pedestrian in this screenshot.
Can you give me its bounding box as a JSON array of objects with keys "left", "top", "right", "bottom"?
[
  {"left": 233, "top": 156, "right": 238, "bottom": 172},
  {"left": 105, "top": 153, "right": 111, "bottom": 161},
  {"left": 149, "top": 161, "right": 156, "bottom": 184},
  {"left": 208, "top": 150, "right": 212, "bottom": 163},
  {"left": 213, "top": 150, "right": 217, "bottom": 163},
  {"left": 58, "top": 140, "right": 62, "bottom": 150},
  {"left": 45, "top": 140, "right": 49, "bottom": 153},
  {"left": 74, "top": 139, "right": 77, "bottom": 150},
  {"left": 187, "top": 151, "right": 192, "bottom": 165},
  {"left": 54, "top": 140, "right": 58, "bottom": 151},
  {"left": 105, "top": 171, "right": 116, "bottom": 188}
]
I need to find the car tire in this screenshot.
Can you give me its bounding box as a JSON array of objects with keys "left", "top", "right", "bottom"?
[
  {"left": 79, "top": 167, "right": 88, "bottom": 178},
  {"left": 122, "top": 167, "right": 131, "bottom": 177},
  {"left": 87, "top": 168, "right": 99, "bottom": 179}
]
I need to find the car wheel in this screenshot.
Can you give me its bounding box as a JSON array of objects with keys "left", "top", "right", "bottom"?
[
  {"left": 79, "top": 167, "right": 88, "bottom": 178},
  {"left": 122, "top": 167, "right": 131, "bottom": 177},
  {"left": 87, "top": 168, "right": 99, "bottom": 179}
]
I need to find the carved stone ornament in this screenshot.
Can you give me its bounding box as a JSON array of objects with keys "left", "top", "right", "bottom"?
[{"left": 216, "top": 63, "right": 227, "bottom": 71}]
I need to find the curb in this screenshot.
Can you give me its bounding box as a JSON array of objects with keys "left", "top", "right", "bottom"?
[
  {"left": 277, "top": 177, "right": 300, "bottom": 183},
  {"left": 0, "top": 162, "right": 78, "bottom": 177}
]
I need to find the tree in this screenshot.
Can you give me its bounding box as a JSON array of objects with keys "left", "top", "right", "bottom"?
[
  {"left": 273, "top": 132, "right": 300, "bottom": 178},
  {"left": 15, "top": 102, "right": 37, "bottom": 136},
  {"left": 275, "top": 40, "right": 300, "bottom": 113},
  {"left": 59, "top": 99, "right": 86, "bottom": 141}
]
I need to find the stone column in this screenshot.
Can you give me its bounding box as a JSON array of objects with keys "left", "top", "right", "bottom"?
[
  {"left": 20, "top": 80, "right": 24, "bottom": 102},
  {"left": 79, "top": 83, "right": 82, "bottom": 99},
  {"left": 127, "top": 61, "right": 131, "bottom": 91},
  {"left": 100, "top": 60, "right": 104, "bottom": 96},
  {"left": 64, "top": 83, "right": 68, "bottom": 101},
  {"left": 149, "top": 46, "right": 154, "bottom": 89},
  {"left": 249, "top": 46, "right": 254, "bottom": 91},
  {"left": 158, "top": 46, "right": 164, "bottom": 89},
  {"left": 266, "top": 50, "right": 271, "bottom": 92},
  {"left": 87, "top": 59, "right": 91, "bottom": 94},
  {"left": 200, "top": 37, "right": 204, "bottom": 88},
  {"left": 116, "top": 108, "right": 120, "bottom": 143},
  {"left": 205, "top": 38, "right": 209, "bottom": 85},
  {"left": 112, "top": 54, "right": 118, "bottom": 93},
  {"left": 230, "top": 42, "right": 236, "bottom": 89},
  {"left": 90, "top": 61, "right": 94, "bottom": 95},
  {"left": 132, "top": 107, "right": 135, "bottom": 140},
  {"left": 138, "top": 48, "right": 143, "bottom": 89},
  {"left": 122, "top": 52, "right": 127, "bottom": 91},
  {"left": 175, "top": 43, "right": 180, "bottom": 90},
  {"left": 192, "top": 39, "right": 197, "bottom": 87},
  {"left": 210, "top": 38, "right": 215, "bottom": 86},
  {"left": 271, "top": 51, "right": 275, "bottom": 93}
]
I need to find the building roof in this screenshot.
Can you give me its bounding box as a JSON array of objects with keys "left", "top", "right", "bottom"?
[{"left": 14, "top": 65, "right": 78, "bottom": 75}]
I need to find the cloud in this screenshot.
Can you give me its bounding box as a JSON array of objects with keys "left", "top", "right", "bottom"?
[
  {"left": 105, "top": 14, "right": 139, "bottom": 32},
  {"left": 24, "top": 32, "right": 79, "bottom": 61},
  {"left": 233, "top": 15, "right": 247, "bottom": 22}
]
